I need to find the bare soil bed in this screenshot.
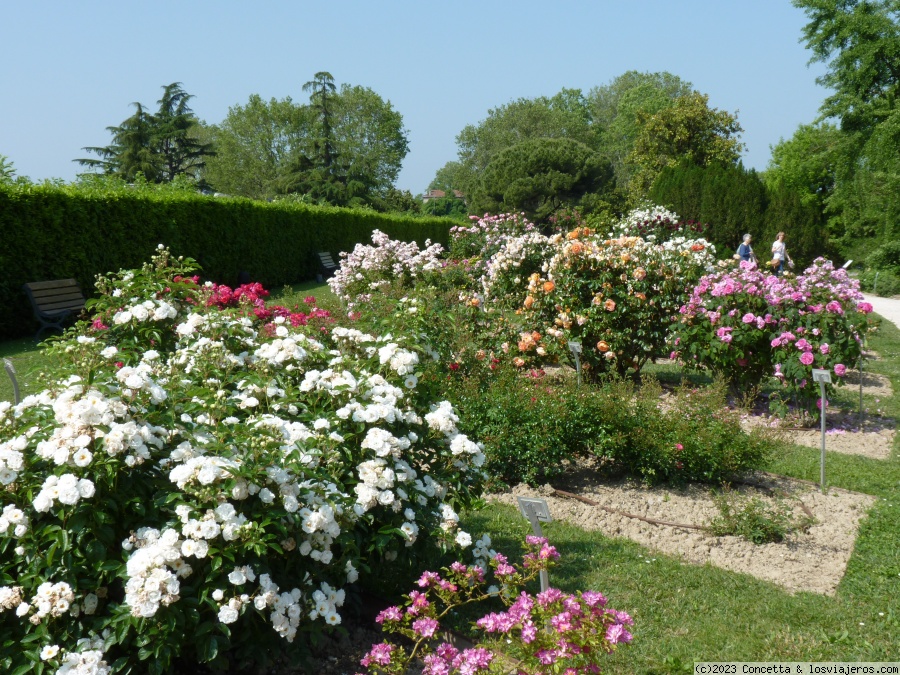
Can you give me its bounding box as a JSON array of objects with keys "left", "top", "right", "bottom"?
[
  {"left": 739, "top": 408, "right": 896, "bottom": 460},
  {"left": 490, "top": 464, "right": 876, "bottom": 596}
]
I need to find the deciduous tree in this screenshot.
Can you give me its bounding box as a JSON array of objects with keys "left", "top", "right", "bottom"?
[{"left": 628, "top": 92, "right": 744, "bottom": 200}]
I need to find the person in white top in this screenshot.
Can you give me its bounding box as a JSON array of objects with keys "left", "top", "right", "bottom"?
[{"left": 771, "top": 231, "right": 792, "bottom": 276}]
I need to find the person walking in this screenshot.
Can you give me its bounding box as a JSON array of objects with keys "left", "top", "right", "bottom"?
[
  {"left": 737, "top": 233, "right": 757, "bottom": 264},
  {"left": 771, "top": 232, "right": 793, "bottom": 276}
]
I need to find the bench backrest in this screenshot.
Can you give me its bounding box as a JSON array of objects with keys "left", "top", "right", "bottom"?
[
  {"left": 23, "top": 279, "right": 86, "bottom": 317},
  {"left": 317, "top": 252, "right": 338, "bottom": 270}
]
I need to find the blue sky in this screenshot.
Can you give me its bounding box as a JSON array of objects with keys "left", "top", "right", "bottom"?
[{"left": 1, "top": 1, "right": 828, "bottom": 194}]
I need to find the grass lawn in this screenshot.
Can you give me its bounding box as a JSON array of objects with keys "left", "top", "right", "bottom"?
[{"left": 1, "top": 305, "right": 897, "bottom": 671}]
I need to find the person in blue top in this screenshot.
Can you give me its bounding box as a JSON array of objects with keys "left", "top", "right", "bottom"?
[{"left": 737, "top": 233, "right": 757, "bottom": 264}]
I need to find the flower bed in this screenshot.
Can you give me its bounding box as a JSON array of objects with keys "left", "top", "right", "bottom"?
[{"left": 0, "top": 248, "right": 486, "bottom": 674}]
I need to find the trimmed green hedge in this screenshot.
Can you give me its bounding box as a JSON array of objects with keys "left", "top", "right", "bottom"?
[{"left": 0, "top": 183, "right": 455, "bottom": 339}]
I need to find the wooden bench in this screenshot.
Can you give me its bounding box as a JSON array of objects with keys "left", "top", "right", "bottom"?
[
  {"left": 22, "top": 279, "right": 86, "bottom": 340},
  {"left": 316, "top": 251, "right": 339, "bottom": 283}
]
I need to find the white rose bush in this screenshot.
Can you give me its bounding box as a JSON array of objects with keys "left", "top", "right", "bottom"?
[{"left": 0, "top": 248, "right": 486, "bottom": 675}]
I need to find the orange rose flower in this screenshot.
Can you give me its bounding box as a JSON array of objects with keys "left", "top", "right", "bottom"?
[
  {"left": 513, "top": 357, "right": 526, "bottom": 368},
  {"left": 531, "top": 331, "right": 541, "bottom": 342},
  {"left": 542, "top": 280, "right": 555, "bottom": 293},
  {"left": 633, "top": 267, "right": 646, "bottom": 280},
  {"left": 691, "top": 243, "right": 705, "bottom": 252},
  {"left": 604, "top": 299, "right": 616, "bottom": 311},
  {"left": 596, "top": 341, "right": 610, "bottom": 353},
  {"left": 523, "top": 295, "right": 535, "bottom": 309}
]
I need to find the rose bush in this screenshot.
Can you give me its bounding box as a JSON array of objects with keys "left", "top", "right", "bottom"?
[
  {"left": 0, "top": 248, "right": 486, "bottom": 675},
  {"left": 357, "top": 535, "right": 633, "bottom": 675},
  {"left": 673, "top": 258, "right": 876, "bottom": 414},
  {"left": 328, "top": 229, "right": 444, "bottom": 307},
  {"left": 520, "top": 225, "right": 715, "bottom": 378}
]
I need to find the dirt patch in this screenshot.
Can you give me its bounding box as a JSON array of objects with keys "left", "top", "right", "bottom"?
[
  {"left": 841, "top": 368, "right": 893, "bottom": 399},
  {"left": 490, "top": 467, "right": 875, "bottom": 596},
  {"left": 740, "top": 411, "right": 896, "bottom": 460},
  {"left": 779, "top": 428, "right": 895, "bottom": 459}
]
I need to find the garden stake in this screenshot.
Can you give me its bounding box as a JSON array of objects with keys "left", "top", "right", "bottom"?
[
  {"left": 859, "top": 354, "right": 863, "bottom": 427},
  {"left": 812, "top": 368, "right": 832, "bottom": 492},
  {"left": 567, "top": 341, "right": 582, "bottom": 387},
  {"left": 3, "top": 358, "right": 19, "bottom": 405}
]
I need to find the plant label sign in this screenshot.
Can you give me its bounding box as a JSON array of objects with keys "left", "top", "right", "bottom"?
[
  {"left": 812, "top": 368, "right": 832, "bottom": 384},
  {"left": 517, "top": 497, "right": 552, "bottom": 524}
]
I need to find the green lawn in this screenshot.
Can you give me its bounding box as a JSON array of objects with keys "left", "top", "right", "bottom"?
[{"left": 1, "top": 306, "right": 897, "bottom": 671}]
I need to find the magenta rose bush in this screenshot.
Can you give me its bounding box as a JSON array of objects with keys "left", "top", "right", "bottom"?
[
  {"left": 673, "top": 258, "right": 875, "bottom": 413},
  {"left": 357, "top": 536, "right": 633, "bottom": 675}
]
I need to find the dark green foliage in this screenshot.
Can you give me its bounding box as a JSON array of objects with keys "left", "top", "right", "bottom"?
[
  {"left": 649, "top": 162, "right": 829, "bottom": 265},
  {"left": 763, "top": 181, "right": 830, "bottom": 266},
  {"left": 470, "top": 138, "right": 614, "bottom": 224},
  {"left": 868, "top": 239, "right": 900, "bottom": 271},
  {"left": 421, "top": 196, "right": 468, "bottom": 220},
  {"left": 77, "top": 83, "right": 214, "bottom": 183},
  {"left": 858, "top": 268, "right": 900, "bottom": 296},
  {"left": 447, "top": 369, "right": 772, "bottom": 487},
  {"left": 0, "top": 181, "right": 455, "bottom": 339},
  {"left": 577, "top": 378, "right": 774, "bottom": 485}
]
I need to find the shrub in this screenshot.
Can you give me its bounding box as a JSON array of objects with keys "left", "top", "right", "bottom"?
[
  {"left": 521, "top": 227, "right": 715, "bottom": 378},
  {"left": 0, "top": 248, "right": 486, "bottom": 674},
  {"left": 867, "top": 240, "right": 900, "bottom": 272},
  {"left": 673, "top": 258, "right": 877, "bottom": 415},
  {"left": 858, "top": 268, "right": 900, "bottom": 297},
  {"left": 0, "top": 181, "right": 456, "bottom": 339},
  {"left": 327, "top": 229, "right": 444, "bottom": 306},
  {"left": 447, "top": 366, "right": 597, "bottom": 486},
  {"left": 358, "top": 536, "right": 634, "bottom": 675},
  {"left": 579, "top": 378, "right": 774, "bottom": 485},
  {"left": 708, "top": 490, "right": 813, "bottom": 545}
]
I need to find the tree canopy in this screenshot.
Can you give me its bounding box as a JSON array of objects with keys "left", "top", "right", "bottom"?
[
  {"left": 588, "top": 71, "right": 694, "bottom": 186},
  {"left": 785, "top": 0, "right": 900, "bottom": 253},
  {"left": 453, "top": 89, "right": 598, "bottom": 196},
  {"left": 0, "top": 154, "right": 17, "bottom": 183},
  {"left": 77, "top": 83, "right": 214, "bottom": 183},
  {"left": 794, "top": 0, "right": 900, "bottom": 133},
  {"left": 203, "top": 76, "right": 408, "bottom": 207},
  {"left": 628, "top": 92, "right": 744, "bottom": 200},
  {"left": 469, "top": 137, "right": 613, "bottom": 223}
]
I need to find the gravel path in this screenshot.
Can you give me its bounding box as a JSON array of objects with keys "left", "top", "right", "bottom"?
[{"left": 863, "top": 293, "right": 900, "bottom": 331}]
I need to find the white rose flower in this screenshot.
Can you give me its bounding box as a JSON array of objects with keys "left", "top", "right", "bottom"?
[
  {"left": 40, "top": 644, "right": 60, "bottom": 661},
  {"left": 217, "top": 605, "right": 239, "bottom": 624}
]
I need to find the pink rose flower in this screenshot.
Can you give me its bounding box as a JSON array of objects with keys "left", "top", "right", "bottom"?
[
  {"left": 834, "top": 363, "right": 847, "bottom": 376},
  {"left": 800, "top": 352, "right": 814, "bottom": 366}
]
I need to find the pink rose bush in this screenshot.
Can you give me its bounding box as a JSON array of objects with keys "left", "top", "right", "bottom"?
[
  {"left": 673, "top": 258, "right": 876, "bottom": 413},
  {"left": 448, "top": 212, "right": 537, "bottom": 264},
  {"left": 357, "top": 536, "right": 633, "bottom": 675},
  {"left": 0, "top": 248, "right": 486, "bottom": 674},
  {"left": 328, "top": 229, "right": 444, "bottom": 306}
]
